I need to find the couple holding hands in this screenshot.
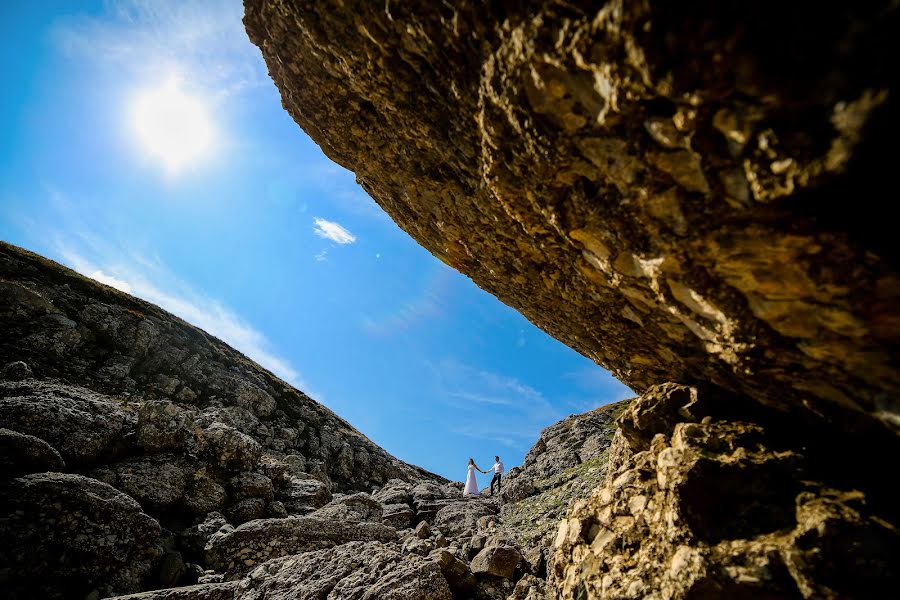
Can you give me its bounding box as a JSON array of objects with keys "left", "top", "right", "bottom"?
[{"left": 464, "top": 455, "right": 504, "bottom": 497}]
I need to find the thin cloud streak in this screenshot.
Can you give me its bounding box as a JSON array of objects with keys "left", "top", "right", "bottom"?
[
  {"left": 57, "top": 244, "right": 307, "bottom": 391},
  {"left": 313, "top": 217, "right": 357, "bottom": 245}
]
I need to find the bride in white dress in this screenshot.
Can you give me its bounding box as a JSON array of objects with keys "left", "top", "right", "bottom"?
[{"left": 464, "top": 458, "right": 486, "bottom": 496}]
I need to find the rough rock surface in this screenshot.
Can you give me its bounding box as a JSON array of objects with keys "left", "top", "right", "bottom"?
[
  {"left": 551, "top": 384, "right": 900, "bottom": 598},
  {"left": 243, "top": 0, "right": 899, "bottom": 432},
  {"left": 0, "top": 242, "right": 445, "bottom": 598},
  {"left": 204, "top": 516, "right": 397, "bottom": 576},
  {"left": 244, "top": 3, "right": 900, "bottom": 598},
  {"left": 0, "top": 472, "right": 163, "bottom": 599},
  {"left": 231, "top": 541, "right": 452, "bottom": 600}
]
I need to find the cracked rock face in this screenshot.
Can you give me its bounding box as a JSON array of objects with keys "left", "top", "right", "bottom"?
[{"left": 244, "top": 0, "right": 899, "bottom": 431}]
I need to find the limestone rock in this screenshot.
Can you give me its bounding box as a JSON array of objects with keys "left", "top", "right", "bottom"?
[
  {"left": 227, "top": 498, "right": 266, "bottom": 525},
  {"left": 0, "top": 472, "right": 163, "bottom": 599},
  {"left": 277, "top": 475, "right": 331, "bottom": 514},
  {"left": 433, "top": 498, "right": 499, "bottom": 537},
  {"left": 432, "top": 548, "right": 477, "bottom": 597},
  {"left": 381, "top": 502, "right": 415, "bottom": 529},
  {"left": 205, "top": 516, "right": 397, "bottom": 576},
  {"left": 197, "top": 423, "right": 262, "bottom": 472},
  {"left": 0, "top": 426, "right": 65, "bottom": 477},
  {"left": 231, "top": 541, "right": 451, "bottom": 600},
  {"left": 415, "top": 520, "right": 431, "bottom": 539},
  {"left": 550, "top": 384, "right": 900, "bottom": 599},
  {"left": 229, "top": 472, "right": 274, "bottom": 502},
  {"left": 105, "top": 582, "right": 238, "bottom": 600},
  {"left": 0, "top": 379, "right": 132, "bottom": 466},
  {"left": 470, "top": 543, "right": 522, "bottom": 579},
  {"left": 243, "top": 0, "right": 900, "bottom": 434},
  {"left": 91, "top": 454, "right": 190, "bottom": 511},
  {"left": 310, "top": 491, "right": 383, "bottom": 523},
  {"left": 1, "top": 360, "right": 32, "bottom": 380},
  {"left": 137, "top": 400, "right": 194, "bottom": 452}
]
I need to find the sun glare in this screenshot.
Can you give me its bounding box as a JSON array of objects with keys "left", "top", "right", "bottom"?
[{"left": 133, "top": 79, "right": 212, "bottom": 171}]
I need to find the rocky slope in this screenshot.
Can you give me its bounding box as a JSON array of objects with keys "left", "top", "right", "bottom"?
[
  {"left": 1, "top": 241, "right": 629, "bottom": 600},
  {"left": 243, "top": 1, "right": 899, "bottom": 597},
  {"left": 0, "top": 242, "right": 446, "bottom": 598}
]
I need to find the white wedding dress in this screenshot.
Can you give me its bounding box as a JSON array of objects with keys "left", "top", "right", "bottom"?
[{"left": 464, "top": 464, "right": 480, "bottom": 496}]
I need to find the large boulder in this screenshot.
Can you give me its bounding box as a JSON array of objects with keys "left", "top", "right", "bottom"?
[
  {"left": 0, "top": 380, "right": 132, "bottom": 466},
  {"left": 0, "top": 427, "right": 65, "bottom": 477},
  {"left": 205, "top": 515, "right": 397, "bottom": 576},
  {"left": 0, "top": 472, "right": 163, "bottom": 599},
  {"left": 470, "top": 543, "right": 522, "bottom": 579},
  {"left": 105, "top": 582, "right": 238, "bottom": 600},
  {"left": 232, "top": 541, "right": 451, "bottom": 600},
  {"left": 433, "top": 499, "right": 499, "bottom": 538},
  {"left": 90, "top": 454, "right": 190, "bottom": 511}
]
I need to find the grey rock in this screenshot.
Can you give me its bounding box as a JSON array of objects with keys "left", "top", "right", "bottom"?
[
  {"left": 470, "top": 543, "right": 522, "bottom": 579},
  {"left": 136, "top": 400, "right": 193, "bottom": 452},
  {"left": 198, "top": 423, "right": 261, "bottom": 471},
  {"left": 434, "top": 499, "right": 499, "bottom": 538},
  {"left": 104, "top": 582, "right": 237, "bottom": 600},
  {"left": 227, "top": 498, "right": 266, "bottom": 525},
  {"left": 415, "top": 520, "right": 431, "bottom": 539},
  {"left": 92, "top": 454, "right": 189, "bottom": 511},
  {"left": 0, "top": 472, "right": 162, "bottom": 599},
  {"left": 1, "top": 360, "right": 32, "bottom": 380},
  {"left": 205, "top": 515, "right": 397, "bottom": 576},
  {"left": 381, "top": 502, "right": 414, "bottom": 529},
  {"left": 309, "top": 491, "right": 382, "bottom": 523},
  {"left": 0, "top": 427, "right": 65, "bottom": 477},
  {"left": 0, "top": 380, "right": 132, "bottom": 466},
  {"left": 232, "top": 540, "right": 451, "bottom": 600},
  {"left": 432, "top": 548, "right": 477, "bottom": 597},
  {"left": 229, "top": 472, "right": 274, "bottom": 501},
  {"left": 183, "top": 478, "right": 229, "bottom": 515},
  {"left": 181, "top": 512, "right": 230, "bottom": 558},
  {"left": 277, "top": 475, "right": 331, "bottom": 514}
]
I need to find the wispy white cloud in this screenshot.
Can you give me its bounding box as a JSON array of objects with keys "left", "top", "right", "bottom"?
[
  {"left": 50, "top": 0, "right": 266, "bottom": 98},
  {"left": 428, "top": 358, "right": 562, "bottom": 452},
  {"left": 88, "top": 269, "right": 132, "bottom": 293},
  {"left": 313, "top": 217, "right": 357, "bottom": 245},
  {"left": 314, "top": 249, "right": 328, "bottom": 262},
  {"left": 56, "top": 240, "right": 308, "bottom": 391}
]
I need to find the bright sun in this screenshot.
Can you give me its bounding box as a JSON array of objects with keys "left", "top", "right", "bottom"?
[{"left": 133, "top": 79, "right": 212, "bottom": 170}]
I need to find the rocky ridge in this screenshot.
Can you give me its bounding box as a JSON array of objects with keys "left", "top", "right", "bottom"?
[
  {"left": 1, "top": 241, "right": 624, "bottom": 600},
  {"left": 0, "top": 243, "right": 447, "bottom": 598}
]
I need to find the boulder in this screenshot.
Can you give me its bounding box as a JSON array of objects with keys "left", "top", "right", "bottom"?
[
  {"left": 0, "top": 427, "right": 65, "bottom": 477},
  {"left": 91, "top": 454, "right": 189, "bottom": 511},
  {"left": 0, "top": 472, "right": 162, "bottom": 599},
  {"left": 309, "top": 491, "right": 382, "bottom": 523},
  {"left": 229, "top": 472, "right": 274, "bottom": 501},
  {"left": 1, "top": 360, "right": 32, "bottom": 380},
  {"left": 227, "top": 498, "right": 266, "bottom": 524},
  {"left": 433, "top": 499, "right": 498, "bottom": 537},
  {"left": 136, "top": 400, "right": 194, "bottom": 452},
  {"left": 415, "top": 520, "right": 431, "bottom": 539},
  {"left": 205, "top": 515, "right": 397, "bottom": 576},
  {"left": 183, "top": 478, "right": 229, "bottom": 515},
  {"left": 231, "top": 541, "right": 451, "bottom": 600},
  {"left": 277, "top": 475, "right": 331, "bottom": 514},
  {"left": 197, "top": 423, "right": 262, "bottom": 471},
  {"left": 381, "top": 502, "right": 415, "bottom": 529},
  {"left": 0, "top": 380, "right": 132, "bottom": 466},
  {"left": 181, "top": 512, "right": 230, "bottom": 559},
  {"left": 431, "top": 548, "right": 477, "bottom": 597},
  {"left": 470, "top": 543, "right": 522, "bottom": 579},
  {"left": 104, "top": 582, "right": 238, "bottom": 600}
]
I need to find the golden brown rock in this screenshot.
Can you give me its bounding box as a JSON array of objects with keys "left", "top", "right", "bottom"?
[{"left": 244, "top": 0, "right": 899, "bottom": 430}]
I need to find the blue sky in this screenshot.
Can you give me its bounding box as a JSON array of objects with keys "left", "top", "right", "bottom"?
[{"left": 0, "top": 1, "right": 632, "bottom": 480}]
